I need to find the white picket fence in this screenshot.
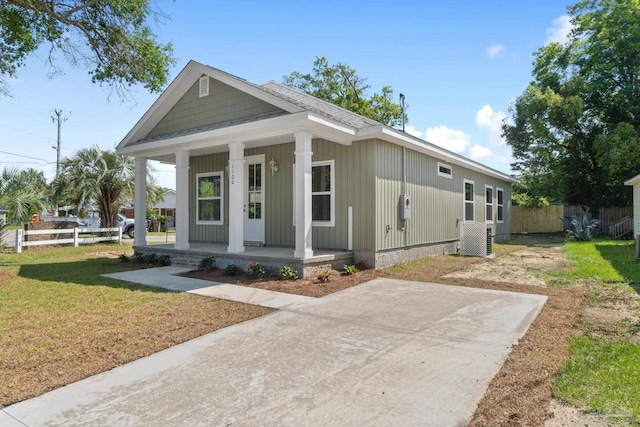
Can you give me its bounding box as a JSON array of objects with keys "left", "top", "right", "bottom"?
[{"left": 15, "top": 227, "right": 122, "bottom": 253}]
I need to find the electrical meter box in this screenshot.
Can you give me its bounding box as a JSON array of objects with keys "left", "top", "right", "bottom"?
[{"left": 400, "top": 194, "right": 411, "bottom": 220}]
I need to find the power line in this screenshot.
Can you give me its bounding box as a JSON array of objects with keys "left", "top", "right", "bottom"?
[{"left": 0, "top": 150, "right": 53, "bottom": 164}]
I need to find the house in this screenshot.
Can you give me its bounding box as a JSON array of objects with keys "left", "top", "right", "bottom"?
[
  {"left": 120, "top": 189, "right": 176, "bottom": 227},
  {"left": 624, "top": 173, "right": 640, "bottom": 258},
  {"left": 116, "top": 60, "right": 517, "bottom": 275},
  {"left": 0, "top": 206, "right": 7, "bottom": 224}
]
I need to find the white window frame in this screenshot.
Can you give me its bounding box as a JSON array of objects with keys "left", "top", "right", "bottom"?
[
  {"left": 485, "top": 185, "right": 494, "bottom": 223},
  {"left": 196, "top": 172, "right": 224, "bottom": 225},
  {"left": 292, "top": 160, "right": 336, "bottom": 227},
  {"left": 497, "top": 187, "right": 505, "bottom": 223},
  {"left": 437, "top": 162, "right": 453, "bottom": 179},
  {"left": 463, "top": 179, "right": 475, "bottom": 222}
]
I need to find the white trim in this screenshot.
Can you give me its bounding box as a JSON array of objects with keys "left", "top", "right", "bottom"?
[
  {"left": 496, "top": 187, "right": 505, "bottom": 223},
  {"left": 625, "top": 173, "right": 640, "bottom": 186},
  {"left": 463, "top": 179, "right": 475, "bottom": 222},
  {"left": 311, "top": 160, "right": 335, "bottom": 227},
  {"left": 195, "top": 171, "right": 224, "bottom": 225},
  {"left": 437, "top": 162, "right": 453, "bottom": 179},
  {"left": 348, "top": 206, "right": 353, "bottom": 251},
  {"left": 485, "top": 184, "right": 494, "bottom": 223},
  {"left": 199, "top": 75, "right": 209, "bottom": 97},
  {"left": 244, "top": 154, "right": 266, "bottom": 243}
]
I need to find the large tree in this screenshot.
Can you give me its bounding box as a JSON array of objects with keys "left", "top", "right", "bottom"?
[
  {"left": 0, "top": 0, "right": 175, "bottom": 97},
  {"left": 0, "top": 167, "right": 47, "bottom": 221},
  {"left": 53, "top": 146, "right": 162, "bottom": 228},
  {"left": 503, "top": 0, "right": 640, "bottom": 209},
  {"left": 282, "top": 57, "right": 406, "bottom": 127}
]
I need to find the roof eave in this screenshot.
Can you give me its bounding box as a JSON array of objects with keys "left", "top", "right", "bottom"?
[{"left": 624, "top": 173, "right": 640, "bottom": 185}]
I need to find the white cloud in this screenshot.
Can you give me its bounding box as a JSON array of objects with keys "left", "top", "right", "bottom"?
[
  {"left": 425, "top": 126, "right": 470, "bottom": 154},
  {"left": 545, "top": 15, "right": 573, "bottom": 45},
  {"left": 475, "top": 104, "right": 507, "bottom": 145},
  {"left": 404, "top": 125, "right": 424, "bottom": 139},
  {"left": 486, "top": 44, "right": 506, "bottom": 59},
  {"left": 468, "top": 144, "right": 494, "bottom": 161}
]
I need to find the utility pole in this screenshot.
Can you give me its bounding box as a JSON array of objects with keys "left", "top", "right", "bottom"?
[{"left": 51, "top": 110, "right": 68, "bottom": 217}]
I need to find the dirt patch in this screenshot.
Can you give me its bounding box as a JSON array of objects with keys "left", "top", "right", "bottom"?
[
  {"left": 546, "top": 400, "right": 613, "bottom": 427},
  {"left": 444, "top": 245, "right": 571, "bottom": 287},
  {"left": 182, "top": 266, "right": 383, "bottom": 298}
]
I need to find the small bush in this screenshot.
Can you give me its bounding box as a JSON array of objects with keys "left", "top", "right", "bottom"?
[
  {"left": 133, "top": 251, "right": 146, "bottom": 263},
  {"left": 224, "top": 263, "right": 239, "bottom": 276},
  {"left": 317, "top": 271, "right": 330, "bottom": 283},
  {"left": 146, "top": 253, "right": 158, "bottom": 265},
  {"left": 280, "top": 265, "right": 299, "bottom": 280},
  {"left": 248, "top": 263, "right": 266, "bottom": 279},
  {"left": 199, "top": 257, "right": 216, "bottom": 270},
  {"left": 158, "top": 255, "right": 171, "bottom": 266},
  {"left": 343, "top": 264, "right": 358, "bottom": 275},
  {"left": 118, "top": 253, "right": 130, "bottom": 262}
]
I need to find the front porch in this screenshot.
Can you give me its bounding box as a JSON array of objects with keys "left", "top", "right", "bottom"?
[{"left": 133, "top": 243, "right": 353, "bottom": 278}]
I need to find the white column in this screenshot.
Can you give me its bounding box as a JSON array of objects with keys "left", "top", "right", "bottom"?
[
  {"left": 133, "top": 157, "right": 147, "bottom": 247},
  {"left": 227, "top": 142, "right": 245, "bottom": 253},
  {"left": 175, "top": 150, "right": 190, "bottom": 250},
  {"left": 294, "top": 131, "right": 313, "bottom": 258}
]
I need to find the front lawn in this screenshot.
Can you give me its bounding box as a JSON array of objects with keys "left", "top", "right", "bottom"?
[{"left": 0, "top": 244, "right": 271, "bottom": 406}]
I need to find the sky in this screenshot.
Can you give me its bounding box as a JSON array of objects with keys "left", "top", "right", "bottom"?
[{"left": 0, "top": 0, "right": 575, "bottom": 190}]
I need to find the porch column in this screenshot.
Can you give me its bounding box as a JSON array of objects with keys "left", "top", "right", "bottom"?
[
  {"left": 175, "top": 150, "right": 190, "bottom": 250},
  {"left": 133, "top": 157, "right": 147, "bottom": 247},
  {"left": 228, "top": 142, "right": 245, "bottom": 253},
  {"left": 294, "top": 131, "right": 313, "bottom": 258}
]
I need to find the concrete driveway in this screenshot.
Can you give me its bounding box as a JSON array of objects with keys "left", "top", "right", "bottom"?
[{"left": 1, "top": 278, "right": 546, "bottom": 427}]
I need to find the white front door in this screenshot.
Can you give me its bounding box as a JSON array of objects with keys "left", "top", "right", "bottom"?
[{"left": 244, "top": 155, "right": 265, "bottom": 243}]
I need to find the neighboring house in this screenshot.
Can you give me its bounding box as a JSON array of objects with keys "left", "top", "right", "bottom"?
[
  {"left": 625, "top": 173, "right": 640, "bottom": 258},
  {"left": 120, "top": 190, "right": 176, "bottom": 227},
  {"left": 0, "top": 206, "right": 7, "bottom": 224},
  {"left": 116, "top": 60, "right": 517, "bottom": 273}
]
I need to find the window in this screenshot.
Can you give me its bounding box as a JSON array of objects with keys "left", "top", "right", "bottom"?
[
  {"left": 292, "top": 160, "right": 335, "bottom": 227},
  {"left": 437, "top": 162, "right": 452, "bottom": 178},
  {"left": 464, "top": 179, "right": 475, "bottom": 221},
  {"left": 497, "top": 188, "right": 504, "bottom": 223},
  {"left": 196, "top": 172, "right": 223, "bottom": 224},
  {"left": 485, "top": 185, "right": 494, "bottom": 222}
]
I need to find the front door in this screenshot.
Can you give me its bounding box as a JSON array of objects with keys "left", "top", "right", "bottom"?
[{"left": 244, "top": 155, "right": 265, "bottom": 243}]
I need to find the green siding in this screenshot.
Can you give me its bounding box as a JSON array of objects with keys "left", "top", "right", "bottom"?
[
  {"left": 146, "top": 77, "right": 284, "bottom": 139},
  {"left": 375, "top": 140, "right": 513, "bottom": 251}
]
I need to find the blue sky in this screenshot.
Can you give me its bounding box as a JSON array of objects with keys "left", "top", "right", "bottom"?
[{"left": 0, "top": 0, "right": 574, "bottom": 189}]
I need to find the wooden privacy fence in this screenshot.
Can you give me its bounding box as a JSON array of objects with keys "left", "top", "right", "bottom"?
[
  {"left": 14, "top": 227, "right": 122, "bottom": 253},
  {"left": 513, "top": 205, "right": 633, "bottom": 235}
]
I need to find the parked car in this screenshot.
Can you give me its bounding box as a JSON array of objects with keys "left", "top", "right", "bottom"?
[{"left": 82, "top": 214, "right": 138, "bottom": 238}]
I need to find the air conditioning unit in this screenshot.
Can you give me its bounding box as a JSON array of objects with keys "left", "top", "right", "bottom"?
[{"left": 460, "top": 222, "right": 493, "bottom": 258}]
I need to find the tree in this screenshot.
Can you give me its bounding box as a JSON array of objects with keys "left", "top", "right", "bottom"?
[
  {"left": 0, "top": 167, "right": 47, "bottom": 221},
  {"left": 0, "top": 0, "right": 175, "bottom": 97},
  {"left": 53, "top": 146, "right": 161, "bottom": 228},
  {"left": 282, "top": 57, "right": 406, "bottom": 127},
  {"left": 503, "top": 0, "right": 640, "bottom": 209}
]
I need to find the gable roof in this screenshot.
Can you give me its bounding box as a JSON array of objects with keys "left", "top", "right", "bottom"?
[
  {"left": 117, "top": 60, "right": 517, "bottom": 184},
  {"left": 625, "top": 173, "right": 640, "bottom": 185}
]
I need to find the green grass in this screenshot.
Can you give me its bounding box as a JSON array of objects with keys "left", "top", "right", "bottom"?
[
  {"left": 546, "top": 239, "right": 640, "bottom": 285},
  {"left": 555, "top": 336, "right": 640, "bottom": 423}
]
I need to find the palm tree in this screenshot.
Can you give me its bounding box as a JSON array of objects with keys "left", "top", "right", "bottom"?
[
  {"left": 0, "top": 167, "right": 47, "bottom": 222},
  {"left": 53, "top": 146, "right": 162, "bottom": 228}
]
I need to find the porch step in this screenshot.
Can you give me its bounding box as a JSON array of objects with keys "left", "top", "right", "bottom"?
[{"left": 610, "top": 216, "right": 633, "bottom": 239}]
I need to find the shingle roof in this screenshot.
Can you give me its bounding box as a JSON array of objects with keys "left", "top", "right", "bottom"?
[{"left": 259, "top": 81, "right": 381, "bottom": 129}]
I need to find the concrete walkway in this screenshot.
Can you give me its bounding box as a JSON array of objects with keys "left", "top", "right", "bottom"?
[
  {"left": 102, "top": 266, "right": 315, "bottom": 309},
  {"left": 2, "top": 278, "right": 547, "bottom": 427}
]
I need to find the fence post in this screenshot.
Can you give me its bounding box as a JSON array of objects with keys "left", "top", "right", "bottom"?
[
  {"left": 74, "top": 228, "right": 79, "bottom": 247},
  {"left": 118, "top": 226, "right": 122, "bottom": 245},
  {"left": 15, "top": 229, "right": 23, "bottom": 253}
]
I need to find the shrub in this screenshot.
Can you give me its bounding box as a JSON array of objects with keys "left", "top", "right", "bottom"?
[
  {"left": 248, "top": 263, "right": 266, "bottom": 279},
  {"left": 343, "top": 264, "right": 358, "bottom": 275},
  {"left": 146, "top": 253, "right": 158, "bottom": 265},
  {"left": 198, "top": 257, "right": 216, "bottom": 270},
  {"left": 317, "top": 271, "right": 330, "bottom": 283},
  {"left": 133, "top": 251, "right": 146, "bottom": 263},
  {"left": 562, "top": 209, "right": 601, "bottom": 241},
  {"left": 158, "top": 255, "right": 171, "bottom": 266},
  {"left": 280, "top": 266, "right": 299, "bottom": 280},
  {"left": 118, "top": 253, "right": 130, "bottom": 262},
  {"left": 224, "top": 263, "right": 239, "bottom": 276}
]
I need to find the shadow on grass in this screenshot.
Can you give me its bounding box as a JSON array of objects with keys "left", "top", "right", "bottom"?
[
  {"left": 503, "top": 233, "right": 566, "bottom": 247},
  {"left": 17, "top": 257, "right": 174, "bottom": 294},
  {"left": 595, "top": 241, "right": 640, "bottom": 293}
]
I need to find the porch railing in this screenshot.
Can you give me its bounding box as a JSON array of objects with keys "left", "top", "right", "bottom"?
[{"left": 609, "top": 216, "right": 633, "bottom": 239}]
